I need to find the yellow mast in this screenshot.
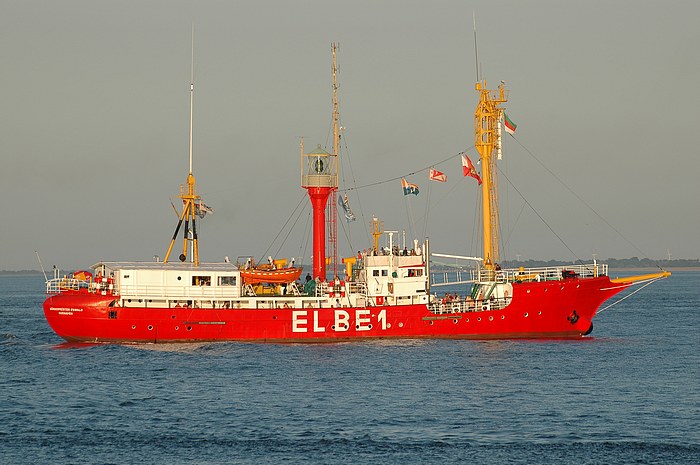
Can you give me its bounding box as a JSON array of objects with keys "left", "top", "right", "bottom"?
[
  {"left": 474, "top": 80, "right": 508, "bottom": 273},
  {"left": 164, "top": 34, "right": 201, "bottom": 266}
]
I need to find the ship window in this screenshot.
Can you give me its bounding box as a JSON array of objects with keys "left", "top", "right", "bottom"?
[
  {"left": 218, "top": 276, "right": 236, "bottom": 286},
  {"left": 381, "top": 270, "right": 388, "bottom": 277},
  {"left": 192, "top": 275, "right": 211, "bottom": 286},
  {"left": 373, "top": 270, "right": 380, "bottom": 277}
]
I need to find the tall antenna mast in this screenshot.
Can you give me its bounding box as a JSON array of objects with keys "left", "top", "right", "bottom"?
[
  {"left": 189, "top": 25, "right": 194, "bottom": 175},
  {"left": 328, "top": 42, "right": 340, "bottom": 279},
  {"left": 164, "top": 26, "right": 202, "bottom": 266},
  {"left": 473, "top": 11, "right": 480, "bottom": 82}
]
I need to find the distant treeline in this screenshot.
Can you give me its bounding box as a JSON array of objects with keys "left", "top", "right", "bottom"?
[
  {"left": 0, "top": 270, "right": 44, "bottom": 275},
  {"left": 2, "top": 257, "right": 698, "bottom": 275},
  {"left": 501, "top": 257, "right": 699, "bottom": 269},
  {"left": 432, "top": 257, "right": 698, "bottom": 270}
]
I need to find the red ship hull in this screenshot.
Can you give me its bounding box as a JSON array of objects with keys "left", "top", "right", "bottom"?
[{"left": 43, "top": 276, "right": 630, "bottom": 343}]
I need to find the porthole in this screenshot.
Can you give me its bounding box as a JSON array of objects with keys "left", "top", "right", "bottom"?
[
  {"left": 428, "top": 321, "right": 434, "bottom": 325},
  {"left": 171, "top": 315, "right": 176, "bottom": 319},
  {"left": 524, "top": 312, "right": 529, "bottom": 318},
  {"left": 368, "top": 324, "right": 373, "bottom": 330},
  {"left": 489, "top": 316, "right": 494, "bottom": 321},
  {"left": 544, "top": 288, "right": 548, "bottom": 292},
  {"left": 331, "top": 325, "right": 336, "bottom": 330},
  {"left": 148, "top": 325, "right": 153, "bottom": 331},
  {"left": 177, "top": 276, "right": 182, "bottom": 281},
  {"left": 501, "top": 315, "right": 505, "bottom": 320},
  {"left": 175, "top": 326, "right": 179, "bottom": 331},
  {"left": 477, "top": 317, "right": 481, "bottom": 322},
  {"left": 538, "top": 311, "right": 542, "bottom": 315},
  {"left": 398, "top": 322, "right": 404, "bottom": 328},
  {"left": 187, "top": 325, "right": 192, "bottom": 331},
  {"left": 527, "top": 289, "right": 531, "bottom": 294},
  {"left": 453, "top": 319, "right": 458, "bottom": 324},
  {"left": 560, "top": 286, "right": 565, "bottom": 291},
  {"left": 465, "top": 318, "right": 470, "bottom": 323},
  {"left": 131, "top": 325, "right": 136, "bottom": 330}
]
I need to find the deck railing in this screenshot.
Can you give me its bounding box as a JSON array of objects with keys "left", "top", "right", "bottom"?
[
  {"left": 46, "top": 278, "right": 89, "bottom": 294},
  {"left": 479, "top": 263, "right": 607, "bottom": 283},
  {"left": 428, "top": 296, "right": 512, "bottom": 314},
  {"left": 430, "top": 263, "right": 608, "bottom": 287}
]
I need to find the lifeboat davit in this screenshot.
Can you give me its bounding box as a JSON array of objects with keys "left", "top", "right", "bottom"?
[{"left": 239, "top": 266, "right": 303, "bottom": 285}]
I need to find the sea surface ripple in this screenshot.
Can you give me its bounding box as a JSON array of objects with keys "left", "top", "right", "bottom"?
[{"left": 1, "top": 273, "right": 698, "bottom": 464}]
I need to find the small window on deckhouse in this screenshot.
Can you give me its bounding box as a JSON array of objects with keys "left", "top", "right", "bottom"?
[
  {"left": 192, "top": 276, "right": 211, "bottom": 286},
  {"left": 218, "top": 276, "right": 236, "bottom": 286}
]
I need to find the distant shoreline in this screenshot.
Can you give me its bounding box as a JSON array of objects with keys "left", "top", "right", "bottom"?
[
  {"left": 0, "top": 270, "right": 44, "bottom": 276},
  {"left": 2, "top": 266, "right": 698, "bottom": 276},
  {"left": 610, "top": 267, "right": 699, "bottom": 272}
]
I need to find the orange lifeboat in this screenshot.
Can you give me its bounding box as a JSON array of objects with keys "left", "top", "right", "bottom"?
[{"left": 239, "top": 266, "right": 303, "bottom": 285}]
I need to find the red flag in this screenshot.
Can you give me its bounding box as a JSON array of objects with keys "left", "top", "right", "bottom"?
[
  {"left": 429, "top": 168, "right": 447, "bottom": 182},
  {"left": 461, "top": 155, "right": 482, "bottom": 185}
]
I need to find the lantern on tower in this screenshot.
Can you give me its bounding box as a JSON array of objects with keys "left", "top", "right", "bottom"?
[{"left": 301, "top": 143, "right": 337, "bottom": 280}]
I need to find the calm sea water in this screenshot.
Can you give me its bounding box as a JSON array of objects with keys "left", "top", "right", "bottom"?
[{"left": 1, "top": 272, "right": 698, "bottom": 465}]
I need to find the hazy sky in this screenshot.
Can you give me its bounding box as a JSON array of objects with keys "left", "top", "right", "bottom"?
[{"left": 2, "top": 0, "right": 698, "bottom": 271}]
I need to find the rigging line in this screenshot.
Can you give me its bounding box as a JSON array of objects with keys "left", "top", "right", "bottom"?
[
  {"left": 338, "top": 210, "right": 355, "bottom": 258},
  {"left": 414, "top": 178, "right": 461, "bottom": 224},
  {"left": 300, "top": 208, "right": 312, "bottom": 267},
  {"left": 497, "top": 166, "right": 585, "bottom": 266},
  {"left": 510, "top": 135, "right": 662, "bottom": 269},
  {"left": 422, "top": 178, "right": 432, "bottom": 240},
  {"left": 258, "top": 193, "right": 308, "bottom": 265},
  {"left": 339, "top": 147, "right": 475, "bottom": 193},
  {"left": 340, "top": 131, "right": 371, "bottom": 244},
  {"left": 502, "top": 200, "right": 527, "bottom": 254},
  {"left": 598, "top": 278, "right": 662, "bottom": 313},
  {"left": 403, "top": 195, "right": 416, "bottom": 245},
  {"left": 471, "top": 187, "right": 481, "bottom": 258},
  {"left": 337, "top": 115, "right": 347, "bottom": 185},
  {"left": 274, "top": 198, "right": 309, "bottom": 259},
  {"left": 336, "top": 117, "right": 357, "bottom": 251}
]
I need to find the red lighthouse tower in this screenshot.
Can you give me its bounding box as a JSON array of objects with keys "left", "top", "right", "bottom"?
[
  {"left": 301, "top": 43, "right": 340, "bottom": 280},
  {"left": 301, "top": 143, "right": 336, "bottom": 279}
]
